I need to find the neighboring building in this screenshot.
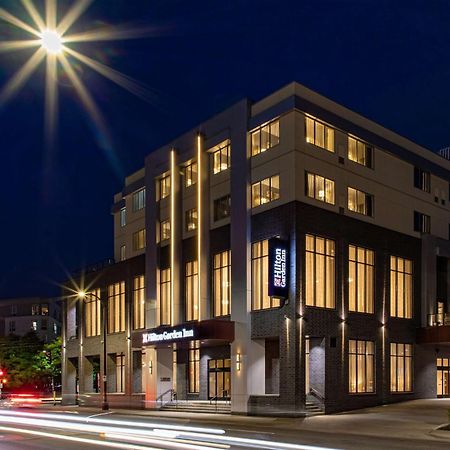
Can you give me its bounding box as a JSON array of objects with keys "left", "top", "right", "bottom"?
[
  {"left": 62, "top": 82, "right": 450, "bottom": 414},
  {"left": 0, "top": 297, "right": 61, "bottom": 342}
]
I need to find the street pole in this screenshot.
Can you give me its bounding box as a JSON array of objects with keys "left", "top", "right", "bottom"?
[{"left": 101, "top": 295, "right": 109, "bottom": 411}]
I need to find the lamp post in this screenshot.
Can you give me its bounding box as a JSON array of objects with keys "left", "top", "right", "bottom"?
[{"left": 77, "top": 290, "right": 109, "bottom": 411}]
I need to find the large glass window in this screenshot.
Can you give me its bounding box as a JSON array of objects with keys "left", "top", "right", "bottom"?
[
  {"left": 120, "top": 245, "right": 126, "bottom": 261},
  {"left": 185, "top": 208, "right": 198, "bottom": 232},
  {"left": 390, "top": 256, "right": 413, "bottom": 319},
  {"left": 188, "top": 347, "right": 200, "bottom": 394},
  {"left": 252, "top": 240, "right": 280, "bottom": 310},
  {"left": 214, "top": 195, "right": 231, "bottom": 221},
  {"left": 305, "top": 234, "right": 335, "bottom": 308},
  {"left": 348, "top": 187, "right": 373, "bottom": 217},
  {"left": 251, "top": 175, "right": 280, "bottom": 207},
  {"left": 251, "top": 119, "right": 280, "bottom": 156},
  {"left": 85, "top": 288, "right": 101, "bottom": 337},
  {"left": 390, "top": 343, "right": 413, "bottom": 392},
  {"left": 306, "top": 172, "right": 335, "bottom": 204},
  {"left": 437, "top": 358, "right": 450, "bottom": 397},
  {"left": 414, "top": 211, "right": 431, "bottom": 234},
  {"left": 120, "top": 207, "right": 126, "bottom": 227},
  {"left": 305, "top": 116, "right": 334, "bottom": 152},
  {"left": 159, "top": 268, "right": 171, "bottom": 325},
  {"left": 160, "top": 219, "right": 170, "bottom": 242},
  {"left": 348, "top": 136, "right": 373, "bottom": 168},
  {"left": 158, "top": 175, "right": 170, "bottom": 200},
  {"left": 133, "top": 275, "right": 145, "bottom": 330},
  {"left": 132, "top": 188, "right": 146, "bottom": 211},
  {"left": 183, "top": 161, "right": 197, "bottom": 187},
  {"left": 185, "top": 261, "right": 198, "bottom": 321},
  {"left": 108, "top": 282, "right": 125, "bottom": 333},
  {"left": 213, "top": 250, "right": 231, "bottom": 317},
  {"left": 133, "top": 229, "right": 146, "bottom": 250},
  {"left": 413, "top": 167, "right": 430, "bottom": 192},
  {"left": 349, "top": 245, "right": 374, "bottom": 314},
  {"left": 349, "top": 339, "right": 375, "bottom": 393},
  {"left": 211, "top": 140, "right": 231, "bottom": 174},
  {"left": 115, "top": 353, "right": 125, "bottom": 393}
]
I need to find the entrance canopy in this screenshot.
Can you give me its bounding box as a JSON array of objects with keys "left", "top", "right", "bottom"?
[{"left": 134, "top": 319, "right": 235, "bottom": 348}]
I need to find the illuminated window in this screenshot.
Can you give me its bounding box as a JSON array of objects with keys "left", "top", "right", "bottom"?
[
  {"left": 413, "top": 167, "right": 430, "bottom": 192},
  {"left": 115, "top": 353, "right": 125, "bottom": 393},
  {"left": 214, "top": 195, "right": 231, "bottom": 221},
  {"left": 32, "top": 304, "right": 40, "bottom": 315},
  {"left": 213, "top": 250, "right": 231, "bottom": 317},
  {"left": 120, "top": 207, "right": 126, "bottom": 227},
  {"left": 159, "top": 269, "right": 171, "bottom": 325},
  {"left": 251, "top": 119, "right": 280, "bottom": 156},
  {"left": 348, "top": 187, "right": 373, "bottom": 216},
  {"left": 132, "top": 188, "right": 146, "bottom": 211},
  {"left": 183, "top": 161, "right": 198, "bottom": 187},
  {"left": 437, "top": 358, "right": 450, "bottom": 397},
  {"left": 348, "top": 136, "right": 373, "bottom": 168},
  {"left": 251, "top": 175, "right": 280, "bottom": 207},
  {"left": 414, "top": 211, "right": 430, "bottom": 234},
  {"left": 305, "top": 172, "right": 335, "bottom": 204},
  {"left": 160, "top": 219, "right": 170, "bottom": 242},
  {"left": 185, "top": 261, "right": 199, "bottom": 321},
  {"left": 185, "top": 208, "right": 198, "bottom": 232},
  {"left": 305, "top": 116, "right": 334, "bottom": 152},
  {"left": 211, "top": 140, "right": 231, "bottom": 174},
  {"left": 133, "top": 229, "right": 146, "bottom": 250},
  {"left": 120, "top": 245, "right": 126, "bottom": 261},
  {"left": 32, "top": 321, "right": 37, "bottom": 331},
  {"left": 305, "top": 234, "right": 335, "bottom": 308},
  {"left": 390, "top": 343, "right": 413, "bottom": 392},
  {"left": 41, "top": 304, "right": 49, "bottom": 316},
  {"left": 349, "top": 339, "right": 375, "bottom": 393},
  {"left": 85, "top": 288, "right": 101, "bottom": 337},
  {"left": 189, "top": 347, "right": 200, "bottom": 394},
  {"left": 158, "top": 175, "right": 170, "bottom": 200},
  {"left": 390, "top": 256, "right": 413, "bottom": 319},
  {"left": 348, "top": 245, "right": 374, "bottom": 314},
  {"left": 133, "top": 275, "right": 145, "bottom": 330},
  {"left": 252, "top": 240, "right": 280, "bottom": 310},
  {"left": 107, "top": 282, "right": 125, "bottom": 333}
]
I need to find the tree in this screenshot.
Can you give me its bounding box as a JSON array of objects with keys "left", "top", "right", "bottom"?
[{"left": 34, "top": 337, "right": 62, "bottom": 398}]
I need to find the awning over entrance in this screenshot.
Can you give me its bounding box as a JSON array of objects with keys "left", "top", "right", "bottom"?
[
  {"left": 417, "top": 326, "right": 450, "bottom": 344},
  {"left": 134, "top": 319, "right": 235, "bottom": 348}
]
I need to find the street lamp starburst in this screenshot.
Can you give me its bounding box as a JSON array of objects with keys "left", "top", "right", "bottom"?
[{"left": 0, "top": 0, "right": 154, "bottom": 150}]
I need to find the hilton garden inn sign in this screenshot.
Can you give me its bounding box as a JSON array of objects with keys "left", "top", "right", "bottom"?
[{"left": 143, "top": 328, "right": 194, "bottom": 344}]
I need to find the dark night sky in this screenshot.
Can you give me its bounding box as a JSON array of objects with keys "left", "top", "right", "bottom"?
[{"left": 0, "top": 0, "right": 449, "bottom": 297}]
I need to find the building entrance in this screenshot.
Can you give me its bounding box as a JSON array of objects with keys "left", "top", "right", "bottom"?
[
  {"left": 437, "top": 358, "right": 450, "bottom": 397},
  {"left": 208, "top": 358, "right": 231, "bottom": 399}
]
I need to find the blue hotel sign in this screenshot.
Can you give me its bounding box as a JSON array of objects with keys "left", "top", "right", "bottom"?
[{"left": 268, "top": 238, "right": 289, "bottom": 298}]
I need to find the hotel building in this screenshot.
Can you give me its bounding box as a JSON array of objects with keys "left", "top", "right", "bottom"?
[{"left": 62, "top": 82, "right": 450, "bottom": 415}]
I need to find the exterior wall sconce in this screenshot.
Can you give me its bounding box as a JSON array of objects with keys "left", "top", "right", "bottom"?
[{"left": 236, "top": 353, "right": 242, "bottom": 371}]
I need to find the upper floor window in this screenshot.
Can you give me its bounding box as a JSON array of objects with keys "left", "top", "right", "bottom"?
[
  {"left": 132, "top": 188, "right": 146, "bottom": 211},
  {"left": 120, "top": 207, "right": 126, "bottom": 227},
  {"left": 41, "top": 304, "right": 49, "bottom": 316},
  {"left": 158, "top": 175, "right": 170, "bottom": 200},
  {"left": 185, "top": 261, "right": 199, "bottom": 321},
  {"left": 390, "top": 256, "right": 413, "bottom": 319},
  {"left": 85, "top": 288, "right": 101, "bottom": 337},
  {"left": 160, "top": 219, "right": 171, "bottom": 241},
  {"left": 213, "top": 250, "right": 231, "bottom": 317},
  {"left": 306, "top": 172, "right": 335, "bottom": 205},
  {"left": 305, "top": 116, "right": 334, "bottom": 152},
  {"left": 414, "top": 211, "right": 430, "bottom": 234},
  {"left": 348, "top": 136, "right": 373, "bottom": 168},
  {"left": 348, "top": 245, "right": 374, "bottom": 314},
  {"left": 214, "top": 195, "right": 231, "bottom": 221},
  {"left": 251, "top": 119, "right": 280, "bottom": 156},
  {"left": 414, "top": 167, "right": 430, "bottom": 193},
  {"left": 133, "top": 229, "right": 146, "bottom": 251},
  {"left": 185, "top": 208, "right": 198, "bottom": 232},
  {"left": 348, "top": 187, "right": 373, "bottom": 217},
  {"left": 9, "top": 321, "right": 15, "bottom": 333},
  {"left": 108, "top": 282, "right": 125, "bottom": 333},
  {"left": 252, "top": 240, "right": 280, "bottom": 310},
  {"left": 32, "top": 304, "right": 40, "bottom": 315},
  {"left": 119, "top": 245, "right": 126, "bottom": 261},
  {"left": 251, "top": 175, "right": 280, "bottom": 208},
  {"left": 133, "top": 275, "right": 145, "bottom": 330},
  {"left": 10, "top": 305, "right": 17, "bottom": 316},
  {"left": 305, "top": 234, "right": 335, "bottom": 308},
  {"left": 211, "top": 140, "right": 231, "bottom": 174},
  {"left": 183, "top": 161, "right": 198, "bottom": 187},
  {"left": 159, "top": 268, "right": 171, "bottom": 325}
]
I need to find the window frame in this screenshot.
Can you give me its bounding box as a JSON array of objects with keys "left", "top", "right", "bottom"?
[
  {"left": 251, "top": 175, "right": 280, "bottom": 208},
  {"left": 390, "top": 342, "right": 413, "bottom": 393},
  {"left": 107, "top": 282, "right": 125, "bottom": 334},
  {"left": 132, "top": 229, "right": 146, "bottom": 251},
  {"left": 213, "top": 195, "right": 231, "bottom": 221},
  {"left": 305, "top": 171, "right": 335, "bottom": 205},
  {"left": 185, "top": 208, "right": 198, "bottom": 232},
  {"left": 211, "top": 140, "right": 231, "bottom": 174},
  {"left": 348, "top": 135, "right": 374, "bottom": 168},
  {"left": 132, "top": 188, "right": 146, "bottom": 212},
  {"left": 305, "top": 115, "right": 335, "bottom": 152},
  {"left": 348, "top": 245, "right": 375, "bottom": 314},
  {"left": 348, "top": 339, "right": 375, "bottom": 394},
  {"left": 213, "top": 250, "right": 231, "bottom": 317},
  {"left": 347, "top": 187, "right": 374, "bottom": 217},
  {"left": 413, "top": 211, "right": 431, "bottom": 234},
  {"left": 390, "top": 255, "right": 413, "bottom": 319},
  {"left": 185, "top": 261, "right": 199, "bottom": 322},
  {"left": 183, "top": 161, "right": 198, "bottom": 187},
  {"left": 188, "top": 347, "right": 200, "bottom": 394},
  {"left": 160, "top": 219, "right": 171, "bottom": 242},
  {"left": 133, "top": 275, "right": 145, "bottom": 330},
  {"left": 159, "top": 268, "right": 171, "bottom": 326},
  {"left": 84, "top": 288, "right": 101, "bottom": 338},
  {"left": 120, "top": 207, "right": 126, "bottom": 227},
  {"left": 251, "top": 118, "right": 280, "bottom": 156},
  {"left": 158, "top": 175, "right": 171, "bottom": 200}
]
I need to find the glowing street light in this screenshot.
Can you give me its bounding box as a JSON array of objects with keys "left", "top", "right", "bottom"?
[{"left": 39, "top": 30, "right": 63, "bottom": 55}]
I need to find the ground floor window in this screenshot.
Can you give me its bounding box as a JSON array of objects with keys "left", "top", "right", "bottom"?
[
  {"left": 115, "top": 353, "right": 125, "bottom": 393},
  {"left": 390, "top": 343, "right": 413, "bottom": 392},
  {"left": 437, "top": 358, "right": 450, "bottom": 398},
  {"left": 188, "top": 348, "right": 200, "bottom": 394},
  {"left": 349, "top": 339, "right": 375, "bottom": 393},
  {"left": 208, "top": 359, "right": 231, "bottom": 399}
]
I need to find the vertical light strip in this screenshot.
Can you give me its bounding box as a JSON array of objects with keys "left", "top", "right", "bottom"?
[
  {"left": 197, "top": 133, "right": 202, "bottom": 321},
  {"left": 170, "top": 149, "right": 176, "bottom": 326}
]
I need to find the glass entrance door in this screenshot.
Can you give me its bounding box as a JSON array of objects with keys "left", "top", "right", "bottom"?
[
  {"left": 208, "top": 358, "right": 231, "bottom": 399},
  {"left": 437, "top": 358, "right": 450, "bottom": 397}
]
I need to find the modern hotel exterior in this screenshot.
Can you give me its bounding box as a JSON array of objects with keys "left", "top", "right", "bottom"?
[{"left": 62, "top": 82, "right": 450, "bottom": 415}]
